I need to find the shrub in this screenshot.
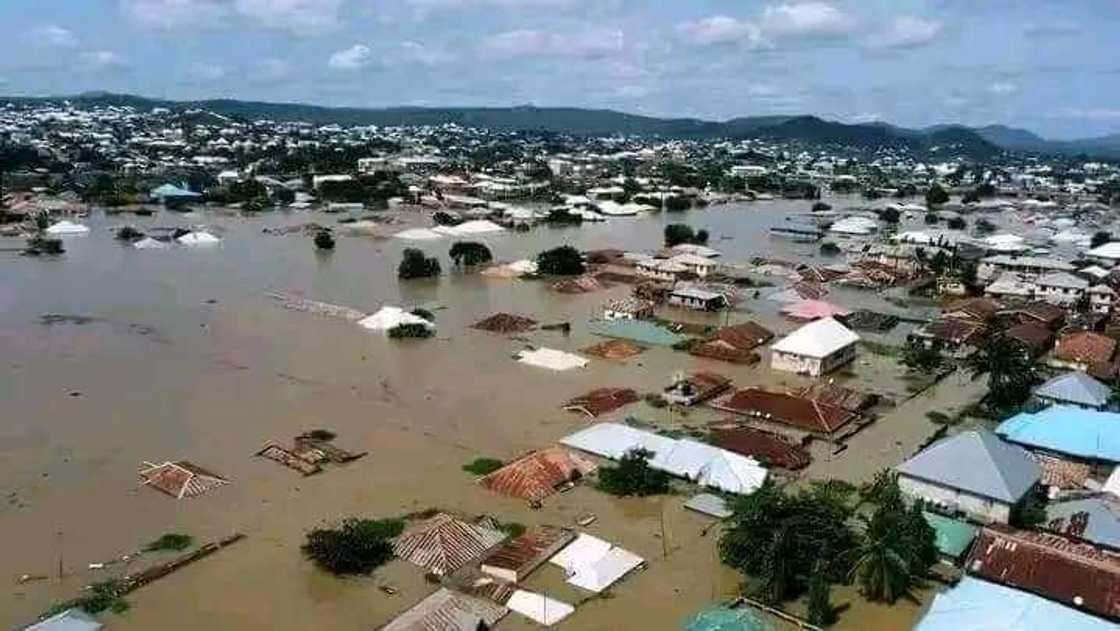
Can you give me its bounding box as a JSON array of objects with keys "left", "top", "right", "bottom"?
[
  {"left": 449, "top": 241, "right": 493, "bottom": 266},
  {"left": 462, "top": 458, "right": 504, "bottom": 475},
  {"left": 536, "top": 245, "right": 585, "bottom": 275},
  {"left": 398, "top": 248, "right": 441, "bottom": 279},
  {"left": 302, "top": 518, "right": 404, "bottom": 575},
  {"left": 115, "top": 225, "right": 144, "bottom": 241},
  {"left": 664, "top": 197, "right": 691, "bottom": 212},
  {"left": 314, "top": 230, "right": 335, "bottom": 250},
  {"left": 388, "top": 323, "right": 433, "bottom": 339},
  {"left": 410, "top": 308, "right": 435, "bottom": 322},
  {"left": 144, "top": 533, "right": 193, "bottom": 552},
  {"left": 811, "top": 201, "right": 832, "bottom": 212},
  {"left": 820, "top": 242, "right": 841, "bottom": 256},
  {"left": 598, "top": 448, "right": 670, "bottom": 496},
  {"left": 946, "top": 216, "right": 967, "bottom": 230}
]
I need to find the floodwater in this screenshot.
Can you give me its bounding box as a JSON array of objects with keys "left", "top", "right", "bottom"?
[{"left": 1, "top": 198, "right": 928, "bottom": 630}]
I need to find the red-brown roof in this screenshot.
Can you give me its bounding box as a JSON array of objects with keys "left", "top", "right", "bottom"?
[
  {"left": 967, "top": 527, "right": 1120, "bottom": 620},
  {"left": 479, "top": 447, "right": 597, "bottom": 502},
  {"left": 563, "top": 387, "right": 639, "bottom": 418},
  {"left": 709, "top": 388, "right": 856, "bottom": 436},
  {"left": 138, "top": 461, "right": 229, "bottom": 499},
  {"left": 393, "top": 513, "right": 507, "bottom": 576},
  {"left": 480, "top": 526, "right": 574, "bottom": 576},
  {"left": 471, "top": 313, "right": 537, "bottom": 334},
  {"left": 1007, "top": 301, "right": 1067, "bottom": 328},
  {"left": 945, "top": 297, "right": 1003, "bottom": 322},
  {"left": 1054, "top": 331, "right": 1117, "bottom": 366},
  {"left": 689, "top": 339, "right": 761, "bottom": 364},
  {"left": 914, "top": 318, "right": 985, "bottom": 345},
  {"left": 795, "top": 383, "right": 877, "bottom": 413},
  {"left": 1005, "top": 321, "right": 1055, "bottom": 353},
  {"left": 709, "top": 426, "right": 811, "bottom": 469},
  {"left": 581, "top": 339, "right": 646, "bottom": 361},
  {"left": 712, "top": 321, "right": 774, "bottom": 351}
]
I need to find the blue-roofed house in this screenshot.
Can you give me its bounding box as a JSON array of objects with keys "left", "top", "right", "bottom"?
[
  {"left": 1034, "top": 371, "right": 1113, "bottom": 410},
  {"left": 895, "top": 430, "right": 1040, "bottom": 524},
  {"left": 21, "top": 608, "right": 102, "bottom": 631},
  {"left": 923, "top": 511, "right": 979, "bottom": 562},
  {"left": 996, "top": 406, "right": 1120, "bottom": 465},
  {"left": 915, "top": 576, "right": 1116, "bottom": 631},
  {"left": 1045, "top": 494, "right": 1120, "bottom": 552},
  {"left": 150, "top": 183, "right": 202, "bottom": 208}
]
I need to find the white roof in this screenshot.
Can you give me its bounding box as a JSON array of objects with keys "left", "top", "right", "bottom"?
[
  {"left": 393, "top": 228, "right": 444, "bottom": 241},
  {"left": 357, "top": 306, "right": 433, "bottom": 332},
  {"left": 433, "top": 220, "right": 505, "bottom": 236},
  {"left": 671, "top": 243, "right": 721, "bottom": 258},
  {"left": 176, "top": 231, "right": 220, "bottom": 245},
  {"left": 506, "top": 590, "right": 574, "bottom": 626},
  {"left": 771, "top": 317, "right": 859, "bottom": 358},
  {"left": 45, "top": 220, "right": 89, "bottom": 235},
  {"left": 133, "top": 236, "right": 168, "bottom": 249},
  {"left": 1088, "top": 242, "right": 1120, "bottom": 260},
  {"left": 560, "top": 423, "right": 676, "bottom": 462},
  {"left": 516, "top": 348, "right": 588, "bottom": 371},
  {"left": 549, "top": 533, "right": 643, "bottom": 593}
]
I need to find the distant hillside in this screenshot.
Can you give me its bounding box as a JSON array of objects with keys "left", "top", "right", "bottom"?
[{"left": 5, "top": 91, "right": 1118, "bottom": 159}]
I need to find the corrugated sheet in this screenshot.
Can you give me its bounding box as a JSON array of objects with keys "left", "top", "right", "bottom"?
[
  {"left": 393, "top": 514, "right": 506, "bottom": 576},
  {"left": 966, "top": 527, "right": 1120, "bottom": 620},
  {"left": 381, "top": 588, "right": 507, "bottom": 631},
  {"left": 481, "top": 526, "right": 574, "bottom": 576},
  {"left": 478, "top": 447, "right": 597, "bottom": 502},
  {"left": 138, "top": 461, "right": 229, "bottom": 499},
  {"left": 563, "top": 388, "right": 639, "bottom": 418},
  {"left": 709, "top": 388, "right": 855, "bottom": 435}
]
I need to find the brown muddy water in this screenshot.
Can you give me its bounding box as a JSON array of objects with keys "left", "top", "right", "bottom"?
[{"left": 1, "top": 199, "right": 928, "bottom": 630}]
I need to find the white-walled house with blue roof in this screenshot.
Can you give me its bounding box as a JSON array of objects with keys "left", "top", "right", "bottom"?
[
  {"left": 895, "top": 430, "right": 1040, "bottom": 524},
  {"left": 1033, "top": 371, "right": 1113, "bottom": 410}
]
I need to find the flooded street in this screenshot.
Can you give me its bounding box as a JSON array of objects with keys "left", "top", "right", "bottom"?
[{"left": 1, "top": 198, "right": 933, "bottom": 629}]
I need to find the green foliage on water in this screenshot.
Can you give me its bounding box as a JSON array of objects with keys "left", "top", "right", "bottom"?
[
  {"left": 144, "top": 533, "right": 193, "bottom": 552},
  {"left": 301, "top": 518, "right": 405, "bottom": 576},
  {"left": 597, "top": 448, "right": 670, "bottom": 497},
  {"left": 462, "top": 458, "right": 504, "bottom": 476}
]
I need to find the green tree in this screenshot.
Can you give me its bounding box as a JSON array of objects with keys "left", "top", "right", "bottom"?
[
  {"left": 314, "top": 230, "right": 335, "bottom": 250},
  {"left": 449, "top": 241, "right": 493, "bottom": 266},
  {"left": 398, "top": 248, "right": 441, "bottom": 279},
  {"left": 967, "top": 335, "right": 1036, "bottom": 414},
  {"left": 925, "top": 184, "right": 950, "bottom": 207},
  {"left": 665, "top": 223, "right": 697, "bottom": 247},
  {"left": 1092, "top": 231, "right": 1112, "bottom": 249},
  {"left": 880, "top": 207, "right": 901, "bottom": 224},
  {"left": 850, "top": 476, "right": 936, "bottom": 603},
  {"left": 301, "top": 517, "right": 404, "bottom": 576},
  {"left": 536, "top": 245, "right": 585, "bottom": 275},
  {"left": 946, "top": 216, "right": 967, "bottom": 230},
  {"left": 902, "top": 339, "right": 943, "bottom": 373},
  {"left": 807, "top": 557, "right": 834, "bottom": 626},
  {"left": 597, "top": 448, "right": 670, "bottom": 497}
]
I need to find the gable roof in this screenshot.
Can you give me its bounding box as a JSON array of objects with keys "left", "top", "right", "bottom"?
[
  {"left": 997, "top": 406, "right": 1120, "bottom": 463},
  {"left": 966, "top": 527, "right": 1120, "bottom": 621},
  {"left": 770, "top": 317, "right": 859, "bottom": 358},
  {"left": 138, "top": 460, "right": 230, "bottom": 499},
  {"left": 710, "top": 388, "right": 856, "bottom": 436},
  {"left": 393, "top": 513, "right": 506, "bottom": 576},
  {"left": 1046, "top": 495, "right": 1120, "bottom": 551},
  {"left": 380, "top": 587, "right": 508, "bottom": 631},
  {"left": 895, "top": 431, "right": 1040, "bottom": 503},
  {"left": 478, "top": 447, "right": 597, "bottom": 502},
  {"left": 1035, "top": 371, "right": 1112, "bottom": 408},
  {"left": 916, "top": 576, "right": 1115, "bottom": 631},
  {"left": 1054, "top": 331, "right": 1117, "bottom": 366}
]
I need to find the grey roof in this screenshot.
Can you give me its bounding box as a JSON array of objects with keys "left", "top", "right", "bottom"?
[
  {"left": 895, "top": 430, "right": 1040, "bottom": 503},
  {"left": 1035, "top": 371, "right": 1112, "bottom": 408},
  {"left": 23, "top": 609, "right": 102, "bottom": 631},
  {"left": 684, "top": 493, "right": 733, "bottom": 519},
  {"left": 1046, "top": 495, "right": 1120, "bottom": 550}
]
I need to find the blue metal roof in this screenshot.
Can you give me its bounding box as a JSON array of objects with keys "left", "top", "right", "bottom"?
[
  {"left": 996, "top": 405, "right": 1120, "bottom": 463},
  {"left": 1034, "top": 371, "right": 1112, "bottom": 408},
  {"left": 916, "top": 576, "right": 1114, "bottom": 631}
]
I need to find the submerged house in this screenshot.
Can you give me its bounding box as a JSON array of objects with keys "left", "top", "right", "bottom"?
[
  {"left": 1033, "top": 371, "right": 1112, "bottom": 410},
  {"left": 997, "top": 406, "right": 1120, "bottom": 466},
  {"left": 769, "top": 317, "right": 859, "bottom": 376},
  {"left": 668, "top": 285, "right": 726, "bottom": 311},
  {"left": 709, "top": 388, "right": 858, "bottom": 441},
  {"left": 663, "top": 371, "right": 732, "bottom": 406},
  {"left": 916, "top": 576, "right": 1115, "bottom": 631},
  {"left": 895, "top": 431, "right": 1040, "bottom": 524}
]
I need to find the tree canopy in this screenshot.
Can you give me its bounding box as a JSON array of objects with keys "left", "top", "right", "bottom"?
[
  {"left": 597, "top": 448, "right": 670, "bottom": 497},
  {"left": 301, "top": 517, "right": 404, "bottom": 576},
  {"left": 398, "top": 248, "right": 441, "bottom": 280},
  {"left": 664, "top": 223, "right": 710, "bottom": 247},
  {"left": 967, "top": 334, "right": 1036, "bottom": 415},
  {"left": 449, "top": 241, "right": 493, "bottom": 267},
  {"left": 925, "top": 184, "right": 950, "bottom": 207},
  {"left": 536, "top": 245, "right": 585, "bottom": 275}
]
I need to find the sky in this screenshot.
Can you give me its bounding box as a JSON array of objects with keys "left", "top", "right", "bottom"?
[{"left": 1, "top": 1, "right": 1119, "bottom": 139}]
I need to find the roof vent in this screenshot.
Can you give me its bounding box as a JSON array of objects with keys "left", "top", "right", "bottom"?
[{"left": 1074, "top": 596, "right": 1084, "bottom": 606}]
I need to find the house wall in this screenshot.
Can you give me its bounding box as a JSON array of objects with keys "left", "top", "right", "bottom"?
[
  {"left": 898, "top": 475, "right": 1013, "bottom": 524},
  {"left": 771, "top": 343, "right": 856, "bottom": 377}
]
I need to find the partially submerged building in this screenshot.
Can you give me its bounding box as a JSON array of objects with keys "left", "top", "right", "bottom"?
[{"left": 769, "top": 317, "right": 860, "bottom": 377}]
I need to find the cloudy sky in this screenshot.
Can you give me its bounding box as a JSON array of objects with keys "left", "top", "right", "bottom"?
[{"left": 1, "top": 1, "right": 1118, "bottom": 138}]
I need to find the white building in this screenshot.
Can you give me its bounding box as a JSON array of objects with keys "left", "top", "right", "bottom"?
[
  {"left": 1034, "top": 271, "right": 1089, "bottom": 306},
  {"left": 1090, "top": 285, "right": 1117, "bottom": 314},
  {"left": 769, "top": 317, "right": 859, "bottom": 377}
]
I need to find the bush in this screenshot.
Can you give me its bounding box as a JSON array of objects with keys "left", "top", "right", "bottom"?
[
  {"left": 301, "top": 518, "right": 404, "bottom": 575},
  {"left": 388, "top": 323, "right": 433, "bottom": 339},
  {"left": 144, "top": 533, "right": 193, "bottom": 552},
  {"left": 664, "top": 197, "right": 691, "bottom": 212},
  {"left": 879, "top": 207, "right": 900, "bottom": 224},
  {"left": 115, "top": 225, "right": 144, "bottom": 241},
  {"left": 946, "top": 216, "right": 967, "bottom": 230},
  {"left": 314, "top": 230, "right": 335, "bottom": 250},
  {"left": 923, "top": 212, "right": 938, "bottom": 225},
  {"left": 410, "top": 308, "right": 435, "bottom": 322},
  {"left": 811, "top": 201, "right": 832, "bottom": 212},
  {"left": 544, "top": 207, "right": 583, "bottom": 225},
  {"left": 398, "top": 248, "right": 441, "bottom": 279},
  {"left": 820, "top": 242, "right": 841, "bottom": 256},
  {"left": 449, "top": 241, "right": 493, "bottom": 266},
  {"left": 925, "top": 184, "right": 949, "bottom": 206},
  {"left": 462, "top": 458, "right": 504, "bottom": 475},
  {"left": 665, "top": 223, "right": 709, "bottom": 247},
  {"left": 26, "top": 236, "right": 65, "bottom": 255},
  {"left": 598, "top": 448, "right": 670, "bottom": 497},
  {"left": 536, "top": 245, "right": 585, "bottom": 275}
]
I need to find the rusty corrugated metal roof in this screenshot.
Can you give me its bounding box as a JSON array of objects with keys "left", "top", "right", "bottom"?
[
  {"left": 709, "top": 388, "right": 855, "bottom": 435},
  {"left": 481, "top": 526, "right": 574, "bottom": 577},
  {"left": 966, "top": 527, "right": 1120, "bottom": 620},
  {"left": 479, "top": 447, "right": 597, "bottom": 502},
  {"left": 393, "top": 513, "right": 506, "bottom": 576}
]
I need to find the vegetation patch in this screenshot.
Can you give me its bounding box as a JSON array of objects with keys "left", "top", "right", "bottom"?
[
  {"left": 597, "top": 448, "right": 670, "bottom": 497},
  {"left": 462, "top": 457, "right": 504, "bottom": 476},
  {"left": 388, "top": 323, "right": 434, "bottom": 339},
  {"left": 143, "top": 533, "right": 193, "bottom": 552},
  {"left": 302, "top": 518, "right": 405, "bottom": 576}
]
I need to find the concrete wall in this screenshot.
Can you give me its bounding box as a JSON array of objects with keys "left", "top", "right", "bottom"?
[
  {"left": 898, "top": 475, "right": 1012, "bottom": 524},
  {"left": 770, "top": 344, "right": 856, "bottom": 377}
]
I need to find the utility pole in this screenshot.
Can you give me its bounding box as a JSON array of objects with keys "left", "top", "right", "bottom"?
[{"left": 56, "top": 530, "right": 64, "bottom": 581}]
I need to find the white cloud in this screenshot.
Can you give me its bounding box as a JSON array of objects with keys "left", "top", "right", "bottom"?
[
  {"left": 480, "top": 28, "right": 623, "bottom": 60},
  {"left": 398, "top": 41, "right": 453, "bottom": 66},
  {"left": 989, "top": 82, "right": 1018, "bottom": 95},
  {"left": 1062, "top": 107, "right": 1120, "bottom": 120},
  {"left": 190, "top": 63, "right": 227, "bottom": 81},
  {"left": 849, "top": 112, "right": 883, "bottom": 123},
  {"left": 746, "top": 84, "right": 781, "bottom": 97},
  {"left": 32, "top": 24, "right": 79, "bottom": 48},
  {"left": 80, "top": 51, "right": 127, "bottom": 70},
  {"left": 120, "top": 0, "right": 342, "bottom": 35},
  {"left": 250, "top": 58, "right": 290, "bottom": 83},
  {"left": 867, "top": 16, "right": 942, "bottom": 49},
  {"left": 329, "top": 44, "right": 373, "bottom": 69},
  {"left": 761, "top": 2, "right": 854, "bottom": 38},
  {"left": 677, "top": 16, "right": 763, "bottom": 47}
]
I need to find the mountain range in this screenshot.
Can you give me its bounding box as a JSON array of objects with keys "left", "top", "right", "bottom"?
[{"left": 6, "top": 92, "right": 1120, "bottom": 160}]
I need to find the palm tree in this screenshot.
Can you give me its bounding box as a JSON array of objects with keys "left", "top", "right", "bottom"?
[
  {"left": 850, "top": 522, "right": 911, "bottom": 603},
  {"left": 757, "top": 528, "right": 795, "bottom": 604},
  {"left": 967, "top": 334, "right": 1036, "bottom": 413}
]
